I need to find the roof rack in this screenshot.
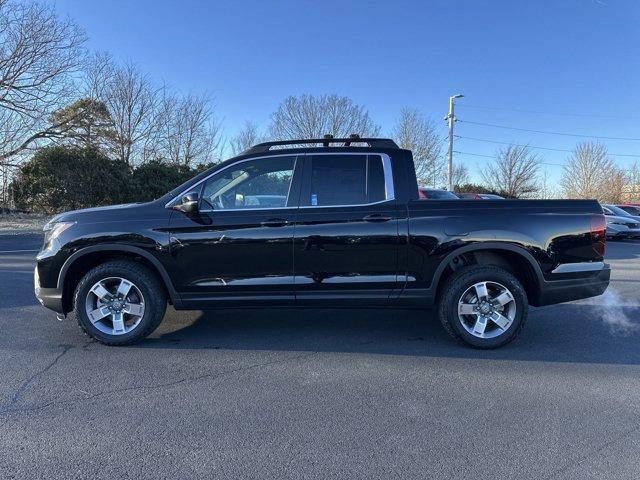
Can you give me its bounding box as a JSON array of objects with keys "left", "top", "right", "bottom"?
[{"left": 243, "top": 134, "right": 399, "bottom": 155}]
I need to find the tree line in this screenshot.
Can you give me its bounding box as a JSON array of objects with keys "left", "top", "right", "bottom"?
[{"left": 1, "top": 0, "right": 638, "bottom": 213}]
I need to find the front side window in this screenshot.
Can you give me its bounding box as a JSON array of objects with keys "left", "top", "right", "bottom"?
[
  {"left": 307, "top": 154, "right": 388, "bottom": 207},
  {"left": 200, "top": 156, "right": 295, "bottom": 210}
]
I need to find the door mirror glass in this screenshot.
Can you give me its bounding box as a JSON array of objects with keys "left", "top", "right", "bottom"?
[{"left": 175, "top": 192, "right": 199, "bottom": 213}]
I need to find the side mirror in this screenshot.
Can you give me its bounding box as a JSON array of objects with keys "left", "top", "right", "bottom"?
[{"left": 175, "top": 192, "right": 199, "bottom": 214}]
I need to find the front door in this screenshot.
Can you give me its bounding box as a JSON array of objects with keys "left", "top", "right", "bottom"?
[
  {"left": 166, "top": 154, "right": 301, "bottom": 307},
  {"left": 294, "top": 153, "right": 400, "bottom": 305}
]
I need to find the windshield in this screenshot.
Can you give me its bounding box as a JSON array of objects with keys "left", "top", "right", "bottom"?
[
  {"left": 605, "top": 205, "right": 633, "bottom": 217},
  {"left": 421, "top": 189, "right": 459, "bottom": 199}
]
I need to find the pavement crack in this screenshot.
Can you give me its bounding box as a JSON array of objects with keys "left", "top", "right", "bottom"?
[
  {"left": 0, "top": 350, "right": 318, "bottom": 418},
  {"left": 0, "top": 345, "right": 73, "bottom": 414}
]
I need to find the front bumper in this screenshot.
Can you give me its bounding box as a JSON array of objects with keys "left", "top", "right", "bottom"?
[
  {"left": 34, "top": 267, "right": 64, "bottom": 313},
  {"left": 536, "top": 262, "right": 611, "bottom": 306}
]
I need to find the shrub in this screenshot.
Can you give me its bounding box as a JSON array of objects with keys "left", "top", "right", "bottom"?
[
  {"left": 11, "top": 146, "right": 217, "bottom": 213},
  {"left": 129, "top": 160, "right": 201, "bottom": 202},
  {"left": 11, "top": 146, "right": 130, "bottom": 214}
]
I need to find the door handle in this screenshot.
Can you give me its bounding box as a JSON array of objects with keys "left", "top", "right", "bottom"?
[
  {"left": 363, "top": 214, "right": 392, "bottom": 223},
  {"left": 260, "top": 218, "right": 290, "bottom": 227}
]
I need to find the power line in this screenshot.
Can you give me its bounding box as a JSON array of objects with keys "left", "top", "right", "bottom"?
[
  {"left": 458, "top": 103, "right": 640, "bottom": 120},
  {"left": 458, "top": 119, "right": 640, "bottom": 141},
  {"left": 454, "top": 151, "right": 493, "bottom": 158},
  {"left": 454, "top": 150, "right": 565, "bottom": 167},
  {"left": 455, "top": 135, "right": 640, "bottom": 158},
  {"left": 455, "top": 150, "right": 637, "bottom": 171}
]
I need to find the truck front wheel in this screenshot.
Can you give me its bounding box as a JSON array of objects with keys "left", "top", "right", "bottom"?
[
  {"left": 438, "top": 265, "right": 528, "bottom": 349},
  {"left": 74, "top": 260, "right": 167, "bottom": 346}
]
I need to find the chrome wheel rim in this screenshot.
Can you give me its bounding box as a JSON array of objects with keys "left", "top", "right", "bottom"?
[
  {"left": 84, "top": 277, "right": 145, "bottom": 336},
  {"left": 457, "top": 281, "right": 516, "bottom": 339}
]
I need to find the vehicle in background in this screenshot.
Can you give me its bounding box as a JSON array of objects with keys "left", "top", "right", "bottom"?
[
  {"left": 603, "top": 204, "right": 640, "bottom": 221},
  {"left": 617, "top": 204, "right": 640, "bottom": 216},
  {"left": 457, "top": 192, "right": 505, "bottom": 200},
  {"left": 602, "top": 205, "right": 640, "bottom": 239},
  {"left": 418, "top": 187, "right": 459, "bottom": 200},
  {"left": 34, "top": 136, "right": 610, "bottom": 349}
]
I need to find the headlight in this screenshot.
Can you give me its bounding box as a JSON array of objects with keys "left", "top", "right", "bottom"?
[
  {"left": 43, "top": 221, "right": 75, "bottom": 247},
  {"left": 608, "top": 221, "right": 629, "bottom": 227}
]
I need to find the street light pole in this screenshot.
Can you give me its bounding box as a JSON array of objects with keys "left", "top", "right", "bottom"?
[{"left": 446, "top": 94, "right": 464, "bottom": 191}]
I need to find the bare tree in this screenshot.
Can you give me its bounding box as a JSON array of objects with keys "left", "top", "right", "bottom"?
[
  {"left": 601, "top": 168, "right": 626, "bottom": 204},
  {"left": 392, "top": 108, "right": 444, "bottom": 186},
  {"left": 481, "top": 144, "right": 541, "bottom": 198},
  {"left": 624, "top": 161, "right": 640, "bottom": 202},
  {"left": 101, "top": 61, "right": 158, "bottom": 165},
  {"left": 84, "top": 54, "right": 223, "bottom": 166},
  {"left": 269, "top": 94, "right": 380, "bottom": 140},
  {"left": 152, "top": 92, "right": 222, "bottom": 166},
  {"left": 231, "top": 121, "right": 265, "bottom": 155},
  {"left": 561, "top": 142, "right": 618, "bottom": 201},
  {"left": 0, "top": 0, "right": 86, "bottom": 166},
  {"left": 451, "top": 163, "right": 469, "bottom": 188},
  {"left": 536, "top": 168, "right": 559, "bottom": 199}
]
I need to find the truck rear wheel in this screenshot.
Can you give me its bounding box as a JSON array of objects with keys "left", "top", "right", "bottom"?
[
  {"left": 74, "top": 260, "right": 167, "bottom": 346},
  {"left": 438, "top": 265, "right": 528, "bottom": 349}
]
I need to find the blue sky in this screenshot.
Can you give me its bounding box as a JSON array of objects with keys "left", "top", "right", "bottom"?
[{"left": 51, "top": 0, "right": 640, "bottom": 184}]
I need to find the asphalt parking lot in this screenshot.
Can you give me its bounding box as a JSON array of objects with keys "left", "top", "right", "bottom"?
[{"left": 1, "top": 235, "right": 639, "bottom": 479}]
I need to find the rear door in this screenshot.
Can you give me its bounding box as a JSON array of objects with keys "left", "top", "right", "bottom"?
[{"left": 294, "top": 153, "right": 400, "bottom": 305}]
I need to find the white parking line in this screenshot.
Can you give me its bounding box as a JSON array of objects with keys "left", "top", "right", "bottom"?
[{"left": 0, "top": 249, "right": 38, "bottom": 253}]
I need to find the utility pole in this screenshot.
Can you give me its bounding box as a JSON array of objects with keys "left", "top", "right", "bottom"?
[{"left": 446, "top": 94, "right": 464, "bottom": 191}]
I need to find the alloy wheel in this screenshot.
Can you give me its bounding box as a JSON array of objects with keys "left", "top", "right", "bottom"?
[
  {"left": 84, "top": 277, "right": 145, "bottom": 335},
  {"left": 457, "top": 281, "right": 516, "bottom": 339}
]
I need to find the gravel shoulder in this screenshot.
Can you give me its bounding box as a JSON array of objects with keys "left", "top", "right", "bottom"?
[{"left": 0, "top": 213, "right": 47, "bottom": 235}]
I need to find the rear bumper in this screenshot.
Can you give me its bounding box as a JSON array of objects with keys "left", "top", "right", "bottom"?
[
  {"left": 535, "top": 263, "right": 611, "bottom": 306},
  {"left": 34, "top": 267, "right": 64, "bottom": 314}
]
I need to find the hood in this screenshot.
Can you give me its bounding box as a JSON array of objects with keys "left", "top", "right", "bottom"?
[
  {"left": 51, "top": 202, "right": 154, "bottom": 224},
  {"left": 606, "top": 215, "right": 639, "bottom": 225}
]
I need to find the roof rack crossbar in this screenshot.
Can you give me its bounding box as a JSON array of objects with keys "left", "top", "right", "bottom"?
[{"left": 244, "top": 136, "right": 399, "bottom": 154}]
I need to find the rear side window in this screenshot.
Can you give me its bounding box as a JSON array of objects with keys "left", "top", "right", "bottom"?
[
  {"left": 368, "top": 155, "right": 386, "bottom": 203},
  {"left": 307, "top": 154, "right": 387, "bottom": 207}
]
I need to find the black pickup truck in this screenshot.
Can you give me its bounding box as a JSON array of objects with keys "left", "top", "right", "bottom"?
[{"left": 34, "top": 137, "right": 610, "bottom": 348}]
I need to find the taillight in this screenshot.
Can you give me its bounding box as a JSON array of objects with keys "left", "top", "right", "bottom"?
[{"left": 590, "top": 215, "right": 607, "bottom": 258}]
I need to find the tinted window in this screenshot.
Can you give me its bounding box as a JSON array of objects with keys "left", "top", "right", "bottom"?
[
  {"left": 200, "top": 156, "right": 295, "bottom": 210},
  {"left": 368, "top": 155, "right": 386, "bottom": 203},
  {"left": 307, "top": 155, "right": 387, "bottom": 206},
  {"left": 421, "top": 189, "right": 458, "bottom": 200},
  {"left": 620, "top": 206, "right": 640, "bottom": 215},
  {"left": 605, "top": 205, "right": 632, "bottom": 217}
]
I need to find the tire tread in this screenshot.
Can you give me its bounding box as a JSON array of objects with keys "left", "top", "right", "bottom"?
[
  {"left": 437, "top": 265, "right": 528, "bottom": 349},
  {"left": 73, "top": 260, "right": 167, "bottom": 346}
]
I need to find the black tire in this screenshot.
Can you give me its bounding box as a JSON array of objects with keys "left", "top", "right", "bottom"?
[
  {"left": 74, "top": 260, "right": 167, "bottom": 346},
  {"left": 438, "top": 265, "right": 528, "bottom": 349}
]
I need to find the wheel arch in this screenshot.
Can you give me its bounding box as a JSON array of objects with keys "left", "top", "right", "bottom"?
[
  {"left": 58, "top": 244, "right": 181, "bottom": 313},
  {"left": 432, "top": 243, "right": 544, "bottom": 305}
]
